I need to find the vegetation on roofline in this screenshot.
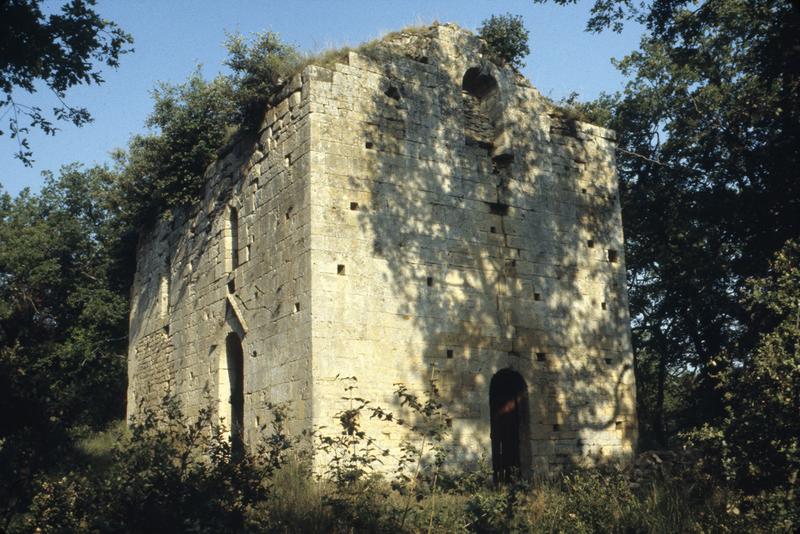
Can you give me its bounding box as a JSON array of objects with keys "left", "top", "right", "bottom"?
[
  {"left": 2, "top": 4, "right": 799, "bottom": 530},
  {"left": 114, "top": 20, "right": 526, "bottom": 234},
  {"left": 478, "top": 13, "right": 531, "bottom": 69}
]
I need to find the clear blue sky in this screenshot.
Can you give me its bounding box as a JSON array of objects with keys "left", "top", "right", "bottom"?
[{"left": 0, "top": 0, "right": 641, "bottom": 196}]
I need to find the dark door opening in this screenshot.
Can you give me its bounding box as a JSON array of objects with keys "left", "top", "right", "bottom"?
[
  {"left": 490, "top": 369, "right": 528, "bottom": 481},
  {"left": 225, "top": 332, "right": 244, "bottom": 457}
]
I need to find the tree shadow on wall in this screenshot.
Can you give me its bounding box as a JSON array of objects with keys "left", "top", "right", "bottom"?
[{"left": 346, "top": 26, "right": 635, "bottom": 474}]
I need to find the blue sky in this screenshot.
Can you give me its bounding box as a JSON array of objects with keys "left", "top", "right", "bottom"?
[{"left": 0, "top": 0, "right": 641, "bottom": 195}]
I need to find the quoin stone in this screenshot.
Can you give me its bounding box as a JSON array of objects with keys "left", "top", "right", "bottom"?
[{"left": 127, "top": 23, "right": 637, "bottom": 475}]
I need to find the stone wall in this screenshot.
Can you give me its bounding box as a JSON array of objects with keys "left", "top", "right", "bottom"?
[
  {"left": 128, "top": 23, "right": 637, "bottom": 474},
  {"left": 128, "top": 77, "right": 314, "bottom": 441}
]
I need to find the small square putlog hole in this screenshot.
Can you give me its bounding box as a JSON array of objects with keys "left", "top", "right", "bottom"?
[
  {"left": 552, "top": 424, "right": 561, "bottom": 432},
  {"left": 607, "top": 249, "right": 619, "bottom": 263},
  {"left": 490, "top": 226, "right": 497, "bottom": 234},
  {"left": 426, "top": 276, "right": 433, "bottom": 287},
  {"left": 604, "top": 357, "right": 613, "bottom": 365},
  {"left": 601, "top": 301, "right": 607, "bottom": 310},
  {"left": 446, "top": 349, "right": 454, "bottom": 359},
  {"left": 337, "top": 264, "right": 346, "bottom": 275},
  {"left": 350, "top": 201, "right": 359, "bottom": 211},
  {"left": 536, "top": 352, "right": 546, "bottom": 362},
  {"left": 534, "top": 292, "right": 541, "bottom": 301},
  {"left": 587, "top": 239, "right": 594, "bottom": 248},
  {"left": 365, "top": 141, "right": 374, "bottom": 149}
]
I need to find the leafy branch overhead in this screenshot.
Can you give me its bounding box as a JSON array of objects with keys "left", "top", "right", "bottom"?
[{"left": 0, "top": 0, "right": 133, "bottom": 165}]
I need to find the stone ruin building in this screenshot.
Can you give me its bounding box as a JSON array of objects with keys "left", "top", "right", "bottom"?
[{"left": 127, "top": 23, "right": 637, "bottom": 476}]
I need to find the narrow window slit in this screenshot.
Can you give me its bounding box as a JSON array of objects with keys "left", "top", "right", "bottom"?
[
  {"left": 608, "top": 249, "right": 619, "bottom": 263},
  {"left": 229, "top": 207, "right": 239, "bottom": 269},
  {"left": 446, "top": 349, "right": 454, "bottom": 359},
  {"left": 337, "top": 264, "right": 346, "bottom": 275},
  {"left": 426, "top": 276, "right": 433, "bottom": 287}
]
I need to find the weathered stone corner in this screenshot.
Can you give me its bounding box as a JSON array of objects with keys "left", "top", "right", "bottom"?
[{"left": 127, "top": 23, "right": 637, "bottom": 476}]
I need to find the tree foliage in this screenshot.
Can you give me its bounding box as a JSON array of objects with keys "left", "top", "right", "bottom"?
[
  {"left": 685, "top": 242, "right": 799, "bottom": 526},
  {"left": 554, "top": 0, "right": 799, "bottom": 442},
  {"left": 0, "top": 165, "right": 130, "bottom": 524},
  {"left": 114, "top": 31, "right": 300, "bottom": 229},
  {"left": 478, "top": 13, "right": 531, "bottom": 69},
  {"left": 549, "top": 0, "right": 799, "bottom": 516},
  {"left": 224, "top": 31, "right": 302, "bottom": 128},
  {"left": 113, "top": 73, "right": 238, "bottom": 227},
  {"left": 0, "top": 0, "right": 133, "bottom": 165}
]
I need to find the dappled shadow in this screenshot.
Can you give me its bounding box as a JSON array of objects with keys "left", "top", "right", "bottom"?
[
  {"left": 128, "top": 23, "right": 637, "bottom": 478},
  {"left": 126, "top": 135, "right": 257, "bottom": 418},
  {"left": 309, "top": 23, "right": 636, "bottom": 475}
]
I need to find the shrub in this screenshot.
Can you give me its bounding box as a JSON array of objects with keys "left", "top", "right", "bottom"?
[
  {"left": 114, "top": 32, "right": 300, "bottom": 230},
  {"left": 15, "top": 381, "right": 774, "bottom": 533},
  {"left": 21, "top": 396, "right": 292, "bottom": 533},
  {"left": 478, "top": 14, "right": 531, "bottom": 69}
]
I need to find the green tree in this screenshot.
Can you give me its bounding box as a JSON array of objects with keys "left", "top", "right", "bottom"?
[
  {"left": 546, "top": 0, "right": 800, "bottom": 448},
  {"left": 686, "top": 242, "right": 799, "bottom": 525},
  {"left": 113, "top": 72, "right": 238, "bottom": 228},
  {"left": 114, "top": 31, "right": 299, "bottom": 230},
  {"left": 0, "top": 165, "right": 129, "bottom": 525},
  {"left": 478, "top": 14, "right": 531, "bottom": 69},
  {"left": 0, "top": 0, "right": 133, "bottom": 165}
]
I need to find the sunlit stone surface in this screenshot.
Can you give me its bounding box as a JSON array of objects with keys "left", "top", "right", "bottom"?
[{"left": 127, "top": 23, "right": 637, "bottom": 474}]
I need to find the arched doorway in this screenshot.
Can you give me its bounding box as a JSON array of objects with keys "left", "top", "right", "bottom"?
[
  {"left": 224, "top": 332, "right": 244, "bottom": 457},
  {"left": 490, "top": 369, "right": 529, "bottom": 481}
]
